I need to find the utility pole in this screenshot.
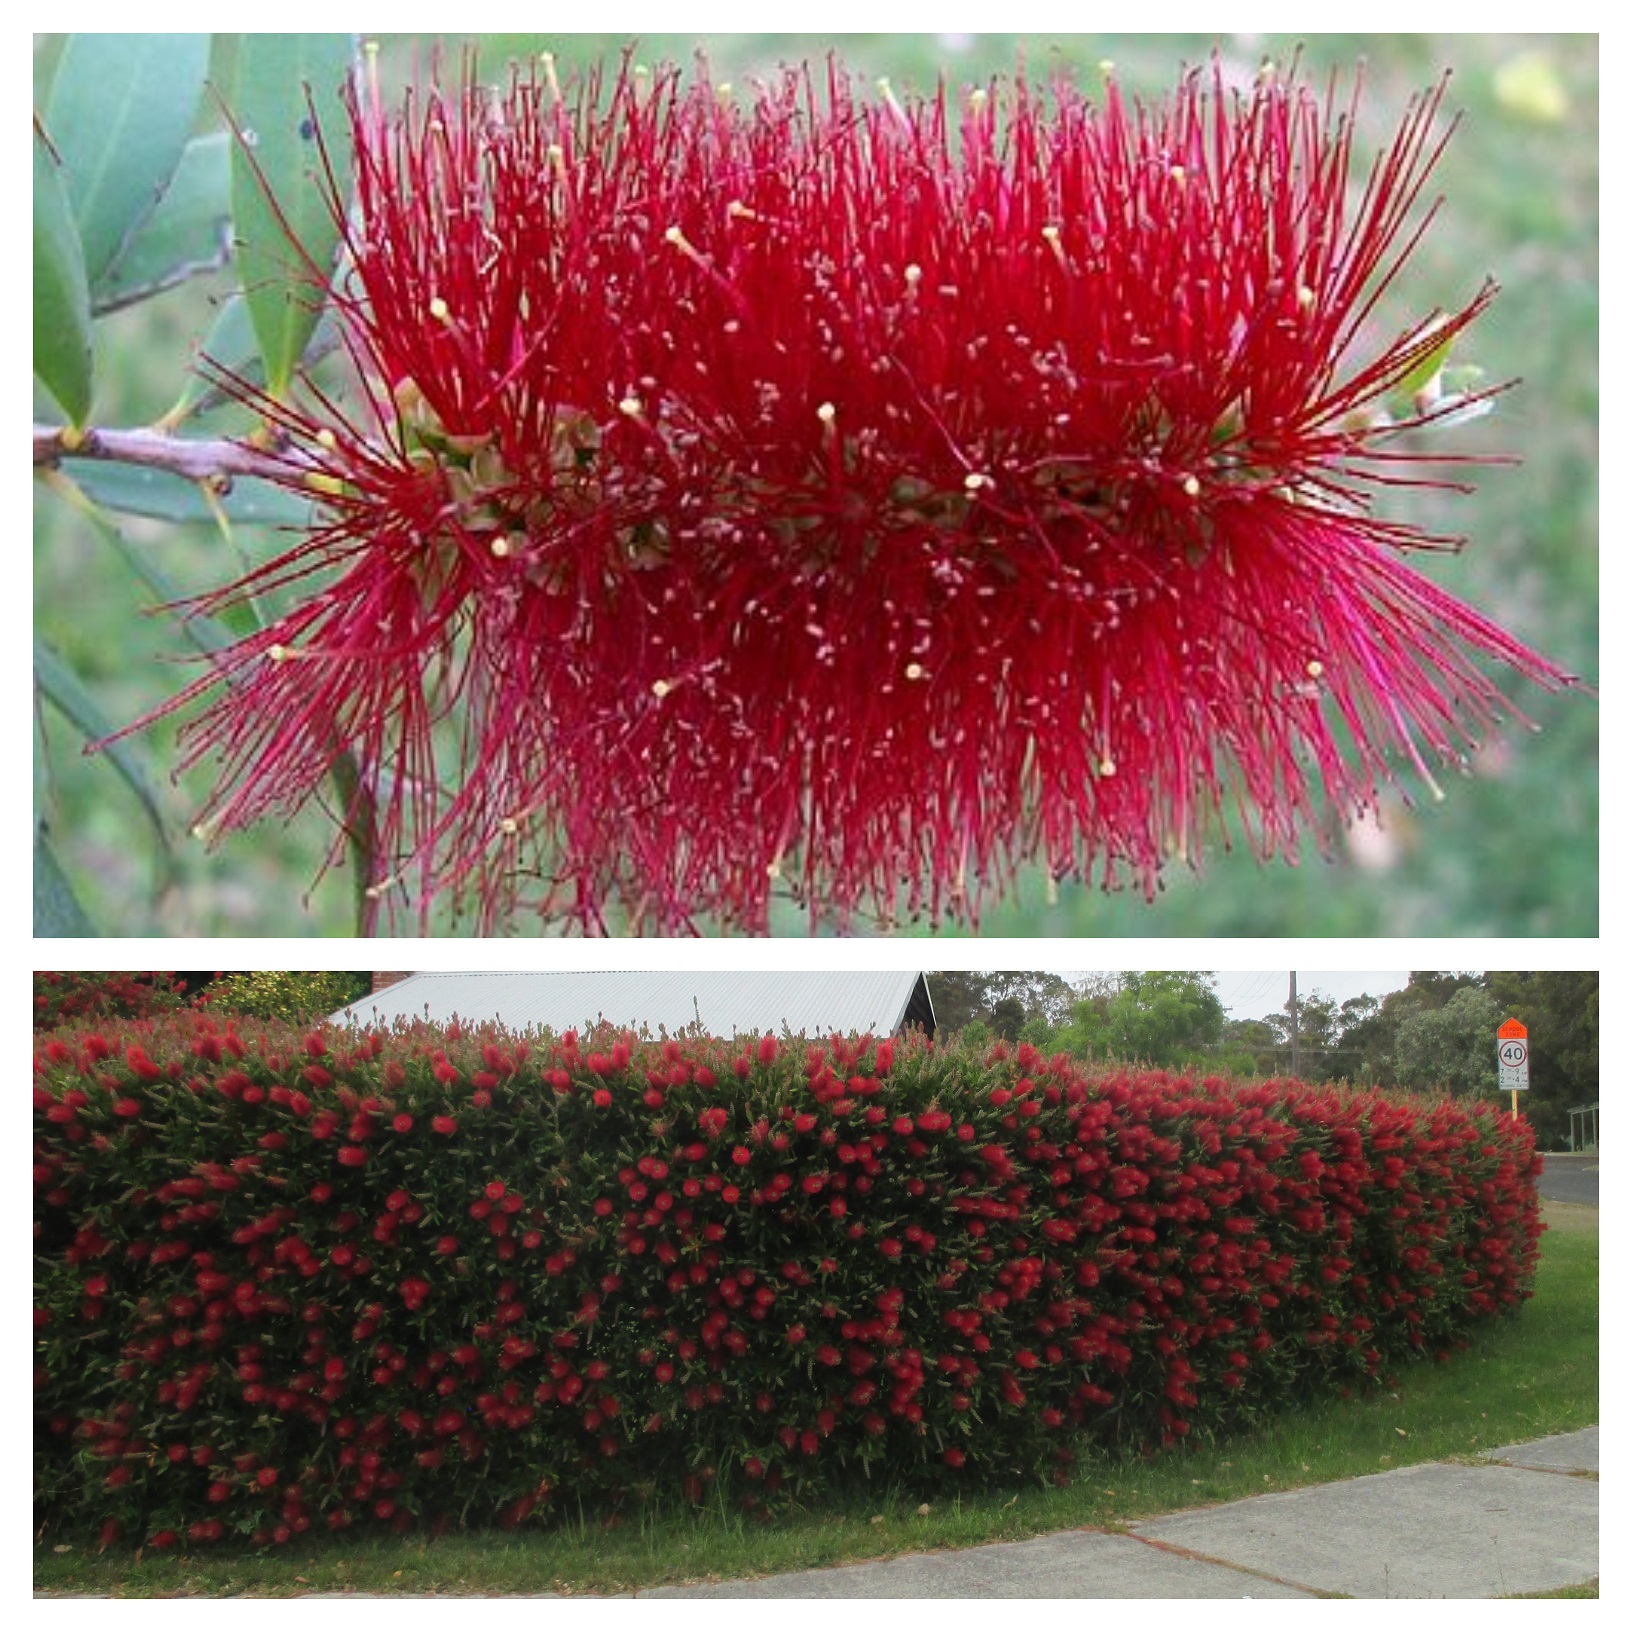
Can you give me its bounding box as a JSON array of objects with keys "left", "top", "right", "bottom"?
[{"left": 1288, "top": 972, "right": 1300, "bottom": 1078}]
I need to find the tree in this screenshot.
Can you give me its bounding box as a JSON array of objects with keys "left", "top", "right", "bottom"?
[
  {"left": 1050, "top": 972, "right": 1226, "bottom": 1069},
  {"left": 1393, "top": 985, "right": 1503, "bottom": 1096}
]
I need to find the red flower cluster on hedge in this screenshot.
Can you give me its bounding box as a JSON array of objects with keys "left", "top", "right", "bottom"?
[
  {"left": 136, "top": 54, "right": 1573, "bottom": 933},
  {"left": 32, "top": 972, "right": 190, "bottom": 1033},
  {"left": 33, "top": 1009, "right": 1541, "bottom": 1549}
]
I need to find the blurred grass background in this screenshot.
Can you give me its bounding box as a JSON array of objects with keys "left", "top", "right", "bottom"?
[{"left": 32, "top": 32, "right": 1597, "bottom": 937}]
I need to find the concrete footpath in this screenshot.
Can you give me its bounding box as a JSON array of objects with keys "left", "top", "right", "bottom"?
[{"left": 636, "top": 1427, "right": 1599, "bottom": 1599}]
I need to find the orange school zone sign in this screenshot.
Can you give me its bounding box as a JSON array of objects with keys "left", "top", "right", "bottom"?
[{"left": 1497, "top": 1018, "right": 1529, "bottom": 1116}]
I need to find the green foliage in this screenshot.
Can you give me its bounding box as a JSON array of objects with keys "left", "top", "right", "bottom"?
[
  {"left": 32, "top": 120, "right": 93, "bottom": 424},
  {"left": 1393, "top": 986, "right": 1504, "bottom": 1096},
  {"left": 1048, "top": 973, "right": 1226, "bottom": 1069},
  {"left": 201, "top": 971, "right": 370, "bottom": 1023},
  {"left": 43, "top": 34, "right": 209, "bottom": 292},
  {"left": 227, "top": 34, "right": 356, "bottom": 397}
]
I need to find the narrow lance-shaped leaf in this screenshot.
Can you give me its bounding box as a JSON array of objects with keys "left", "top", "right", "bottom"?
[
  {"left": 94, "top": 132, "right": 233, "bottom": 314},
  {"left": 45, "top": 33, "right": 210, "bottom": 287},
  {"left": 60, "top": 460, "right": 314, "bottom": 528},
  {"left": 32, "top": 119, "right": 94, "bottom": 426},
  {"left": 34, "top": 637, "right": 174, "bottom": 866},
  {"left": 229, "top": 33, "right": 356, "bottom": 398},
  {"left": 33, "top": 831, "right": 96, "bottom": 937}
]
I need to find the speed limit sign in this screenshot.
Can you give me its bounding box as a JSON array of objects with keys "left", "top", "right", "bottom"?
[{"left": 1497, "top": 1019, "right": 1529, "bottom": 1093}]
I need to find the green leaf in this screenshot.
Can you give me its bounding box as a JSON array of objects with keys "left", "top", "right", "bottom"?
[
  {"left": 34, "top": 831, "right": 96, "bottom": 937},
  {"left": 169, "top": 293, "right": 260, "bottom": 421},
  {"left": 1398, "top": 320, "right": 1457, "bottom": 402},
  {"left": 229, "top": 33, "right": 356, "bottom": 397},
  {"left": 93, "top": 133, "right": 232, "bottom": 313},
  {"left": 40, "top": 474, "right": 239, "bottom": 660},
  {"left": 32, "top": 121, "right": 94, "bottom": 426},
  {"left": 34, "top": 638, "right": 173, "bottom": 866},
  {"left": 60, "top": 459, "right": 314, "bottom": 528},
  {"left": 44, "top": 33, "right": 210, "bottom": 287},
  {"left": 168, "top": 293, "right": 340, "bottom": 423}
]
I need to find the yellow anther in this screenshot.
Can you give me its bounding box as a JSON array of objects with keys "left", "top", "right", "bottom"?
[
  {"left": 651, "top": 678, "right": 673, "bottom": 699},
  {"left": 816, "top": 402, "right": 837, "bottom": 426},
  {"left": 726, "top": 199, "right": 757, "bottom": 221},
  {"left": 499, "top": 816, "right": 519, "bottom": 835},
  {"left": 766, "top": 858, "right": 783, "bottom": 880},
  {"left": 1099, "top": 757, "right": 1117, "bottom": 777},
  {"left": 1297, "top": 284, "right": 1317, "bottom": 312},
  {"left": 1098, "top": 60, "right": 1116, "bottom": 77},
  {"left": 618, "top": 396, "right": 644, "bottom": 418},
  {"left": 964, "top": 472, "right": 990, "bottom": 492},
  {"left": 267, "top": 644, "right": 289, "bottom": 663},
  {"left": 1041, "top": 224, "right": 1061, "bottom": 242},
  {"left": 490, "top": 535, "right": 514, "bottom": 559},
  {"left": 306, "top": 471, "right": 344, "bottom": 497},
  {"left": 904, "top": 263, "right": 922, "bottom": 287},
  {"left": 663, "top": 225, "right": 687, "bottom": 247},
  {"left": 904, "top": 662, "right": 926, "bottom": 681},
  {"left": 969, "top": 87, "right": 988, "bottom": 114},
  {"left": 1306, "top": 660, "right": 1325, "bottom": 680},
  {"left": 1182, "top": 474, "right": 1202, "bottom": 498},
  {"left": 314, "top": 427, "right": 338, "bottom": 450},
  {"left": 428, "top": 296, "right": 450, "bottom": 322},
  {"left": 1169, "top": 165, "right": 1187, "bottom": 186}
]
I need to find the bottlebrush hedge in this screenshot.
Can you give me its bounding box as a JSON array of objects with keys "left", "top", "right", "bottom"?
[
  {"left": 32, "top": 972, "right": 189, "bottom": 1033},
  {"left": 34, "top": 1011, "right": 1541, "bottom": 1551}
]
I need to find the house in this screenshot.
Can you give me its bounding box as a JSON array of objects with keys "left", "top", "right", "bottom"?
[{"left": 335, "top": 971, "right": 936, "bottom": 1040}]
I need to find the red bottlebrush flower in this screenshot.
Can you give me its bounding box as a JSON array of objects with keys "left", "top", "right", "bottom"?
[
  {"left": 943, "top": 1446, "right": 966, "bottom": 1469},
  {"left": 432, "top": 1115, "right": 457, "bottom": 1136},
  {"left": 336, "top": 1144, "right": 368, "bottom": 1168},
  {"left": 133, "top": 54, "right": 1574, "bottom": 935},
  {"left": 393, "top": 1113, "right": 414, "bottom": 1133},
  {"left": 113, "top": 1098, "right": 141, "bottom": 1119}
]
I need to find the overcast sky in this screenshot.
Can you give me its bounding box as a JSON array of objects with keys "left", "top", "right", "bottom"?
[{"left": 1063, "top": 971, "right": 1414, "bottom": 1020}]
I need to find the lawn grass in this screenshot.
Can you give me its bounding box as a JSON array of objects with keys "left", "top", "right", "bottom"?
[
  {"left": 33, "top": 1202, "right": 1596, "bottom": 1598},
  {"left": 1504, "top": 1579, "right": 1599, "bottom": 1599}
]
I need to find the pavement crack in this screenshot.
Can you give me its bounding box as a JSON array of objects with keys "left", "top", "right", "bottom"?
[{"left": 1121, "top": 1531, "right": 1344, "bottom": 1598}]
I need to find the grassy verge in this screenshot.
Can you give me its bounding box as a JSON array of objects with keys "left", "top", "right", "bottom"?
[
  {"left": 1504, "top": 1580, "right": 1599, "bottom": 1599},
  {"left": 35, "top": 1203, "right": 1596, "bottom": 1598}
]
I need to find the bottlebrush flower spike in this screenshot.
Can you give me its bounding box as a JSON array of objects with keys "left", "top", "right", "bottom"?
[{"left": 146, "top": 53, "right": 1575, "bottom": 933}]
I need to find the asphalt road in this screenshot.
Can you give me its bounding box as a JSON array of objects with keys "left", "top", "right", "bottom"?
[{"left": 1538, "top": 1154, "right": 1599, "bottom": 1206}]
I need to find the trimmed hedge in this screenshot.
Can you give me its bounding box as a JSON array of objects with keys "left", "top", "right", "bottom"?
[{"left": 33, "top": 1010, "right": 1541, "bottom": 1551}]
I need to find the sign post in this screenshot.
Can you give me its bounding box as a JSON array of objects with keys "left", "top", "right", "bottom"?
[{"left": 1497, "top": 1018, "right": 1529, "bottom": 1121}]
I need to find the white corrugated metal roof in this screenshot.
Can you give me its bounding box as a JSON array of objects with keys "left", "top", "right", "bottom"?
[{"left": 334, "top": 971, "right": 929, "bottom": 1039}]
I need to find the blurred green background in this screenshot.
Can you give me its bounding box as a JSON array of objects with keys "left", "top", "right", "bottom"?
[{"left": 32, "top": 32, "right": 1597, "bottom": 937}]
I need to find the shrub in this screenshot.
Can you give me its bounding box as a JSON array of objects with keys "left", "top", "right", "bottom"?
[
  {"left": 198, "top": 973, "right": 372, "bottom": 1025},
  {"left": 32, "top": 972, "right": 189, "bottom": 1033},
  {"left": 33, "top": 1010, "right": 1541, "bottom": 1549}
]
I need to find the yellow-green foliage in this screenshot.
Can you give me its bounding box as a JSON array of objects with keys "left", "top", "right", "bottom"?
[{"left": 202, "top": 971, "right": 369, "bottom": 1023}]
